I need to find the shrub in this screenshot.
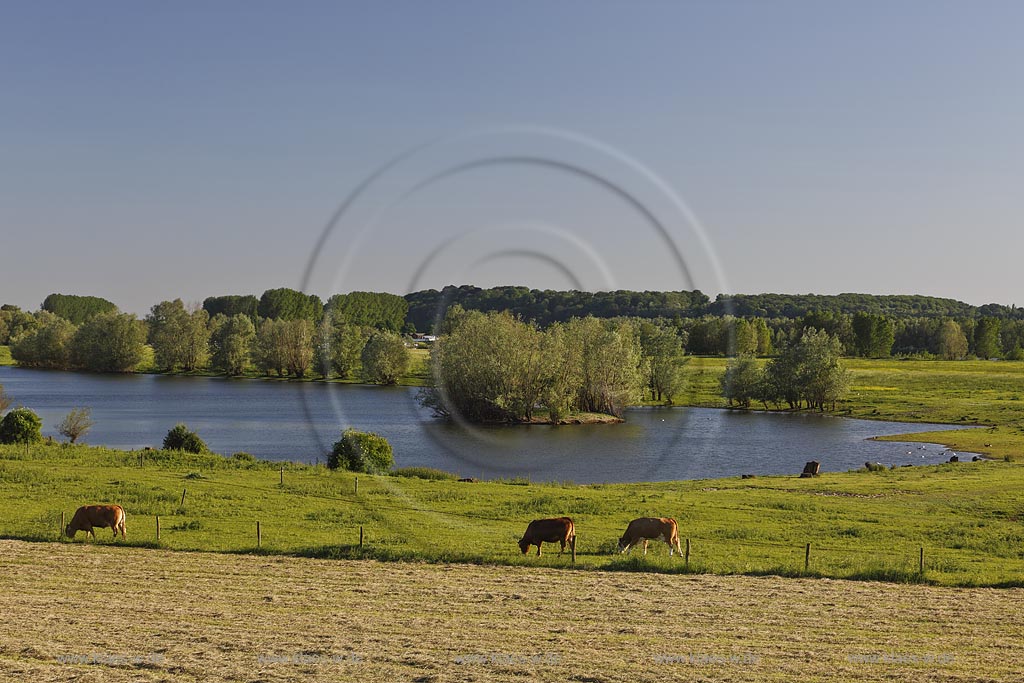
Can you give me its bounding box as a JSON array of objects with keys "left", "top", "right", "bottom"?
[
  {"left": 163, "top": 423, "right": 209, "bottom": 454},
  {"left": 57, "top": 407, "right": 94, "bottom": 444},
  {"left": 0, "top": 408, "right": 43, "bottom": 444},
  {"left": 390, "top": 466, "right": 458, "bottom": 481},
  {"left": 231, "top": 451, "right": 256, "bottom": 463},
  {"left": 329, "top": 428, "right": 393, "bottom": 473}
]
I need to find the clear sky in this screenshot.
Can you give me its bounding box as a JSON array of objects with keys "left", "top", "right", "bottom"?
[{"left": 3, "top": 1, "right": 1022, "bottom": 314}]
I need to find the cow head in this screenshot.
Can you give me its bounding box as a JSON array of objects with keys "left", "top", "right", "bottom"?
[
  {"left": 64, "top": 524, "right": 76, "bottom": 538},
  {"left": 617, "top": 536, "right": 630, "bottom": 553},
  {"left": 518, "top": 538, "right": 530, "bottom": 554}
]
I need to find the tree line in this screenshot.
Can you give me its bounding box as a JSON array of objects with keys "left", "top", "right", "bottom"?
[
  {"left": 5, "top": 287, "right": 1024, "bottom": 366},
  {"left": 679, "top": 312, "right": 1024, "bottom": 360},
  {"left": 405, "top": 287, "right": 1024, "bottom": 359},
  {"left": 6, "top": 293, "right": 411, "bottom": 382},
  {"left": 720, "top": 329, "right": 849, "bottom": 411}
]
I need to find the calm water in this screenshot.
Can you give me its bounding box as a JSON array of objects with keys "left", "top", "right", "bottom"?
[{"left": 0, "top": 367, "right": 975, "bottom": 483}]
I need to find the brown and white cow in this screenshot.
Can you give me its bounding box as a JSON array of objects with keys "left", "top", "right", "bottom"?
[
  {"left": 65, "top": 505, "right": 127, "bottom": 540},
  {"left": 518, "top": 517, "right": 575, "bottom": 556},
  {"left": 617, "top": 517, "right": 681, "bottom": 556}
]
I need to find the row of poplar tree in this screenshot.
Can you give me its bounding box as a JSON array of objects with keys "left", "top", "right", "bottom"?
[{"left": 8, "top": 299, "right": 411, "bottom": 383}]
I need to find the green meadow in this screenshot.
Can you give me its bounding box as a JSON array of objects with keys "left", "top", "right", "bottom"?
[
  {"left": 3, "top": 354, "right": 1024, "bottom": 587},
  {"left": 673, "top": 357, "right": 1024, "bottom": 461},
  {"left": 2, "top": 442, "right": 1022, "bottom": 587}
]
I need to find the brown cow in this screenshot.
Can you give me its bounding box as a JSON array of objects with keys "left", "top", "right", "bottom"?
[
  {"left": 618, "top": 517, "right": 682, "bottom": 556},
  {"left": 65, "top": 505, "right": 126, "bottom": 540},
  {"left": 518, "top": 517, "right": 575, "bottom": 556}
]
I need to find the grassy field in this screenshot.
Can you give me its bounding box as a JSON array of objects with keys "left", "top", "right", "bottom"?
[
  {"left": 0, "top": 345, "right": 12, "bottom": 366},
  {"left": 2, "top": 539, "right": 1021, "bottom": 682},
  {"left": 2, "top": 443, "right": 1022, "bottom": 587},
  {"left": 673, "top": 357, "right": 1024, "bottom": 460}
]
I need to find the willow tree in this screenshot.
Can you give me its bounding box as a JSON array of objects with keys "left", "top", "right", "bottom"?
[
  {"left": 360, "top": 331, "right": 410, "bottom": 385},
  {"left": 209, "top": 313, "right": 256, "bottom": 376}
]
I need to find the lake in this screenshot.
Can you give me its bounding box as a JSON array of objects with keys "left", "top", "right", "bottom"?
[{"left": 0, "top": 366, "right": 975, "bottom": 483}]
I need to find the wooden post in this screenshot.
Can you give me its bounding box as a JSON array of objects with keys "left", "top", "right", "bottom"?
[
  {"left": 570, "top": 535, "right": 576, "bottom": 565},
  {"left": 60, "top": 511, "right": 65, "bottom": 534},
  {"left": 805, "top": 543, "right": 811, "bottom": 572},
  {"left": 919, "top": 547, "right": 924, "bottom": 574},
  {"left": 359, "top": 525, "right": 363, "bottom": 547},
  {"left": 257, "top": 521, "right": 262, "bottom": 548},
  {"left": 280, "top": 466, "right": 284, "bottom": 486},
  {"left": 180, "top": 488, "right": 187, "bottom": 507},
  {"left": 156, "top": 515, "right": 161, "bottom": 541},
  {"left": 354, "top": 477, "right": 358, "bottom": 495},
  {"left": 685, "top": 538, "right": 691, "bottom": 567},
  {"left": 139, "top": 452, "right": 143, "bottom": 467}
]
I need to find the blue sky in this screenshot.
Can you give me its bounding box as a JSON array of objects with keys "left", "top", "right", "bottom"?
[{"left": 2, "top": 1, "right": 1022, "bottom": 313}]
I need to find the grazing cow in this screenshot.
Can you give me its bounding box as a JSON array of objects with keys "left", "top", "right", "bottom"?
[
  {"left": 518, "top": 517, "right": 575, "bottom": 556},
  {"left": 65, "top": 505, "right": 126, "bottom": 540},
  {"left": 618, "top": 517, "right": 682, "bottom": 556}
]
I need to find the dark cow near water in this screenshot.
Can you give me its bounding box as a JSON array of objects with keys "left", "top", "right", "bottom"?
[
  {"left": 518, "top": 517, "right": 575, "bottom": 556},
  {"left": 618, "top": 517, "right": 682, "bottom": 556},
  {"left": 65, "top": 505, "right": 127, "bottom": 540}
]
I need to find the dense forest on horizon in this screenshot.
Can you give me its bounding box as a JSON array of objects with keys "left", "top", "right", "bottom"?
[{"left": 4, "top": 286, "right": 1024, "bottom": 368}]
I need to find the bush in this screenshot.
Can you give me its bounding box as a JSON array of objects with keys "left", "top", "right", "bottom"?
[
  {"left": 329, "top": 428, "right": 393, "bottom": 473},
  {"left": 231, "top": 451, "right": 256, "bottom": 463},
  {"left": 163, "top": 423, "right": 209, "bottom": 454},
  {"left": 0, "top": 408, "right": 43, "bottom": 444},
  {"left": 57, "top": 407, "right": 94, "bottom": 444},
  {"left": 391, "top": 466, "right": 458, "bottom": 481}
]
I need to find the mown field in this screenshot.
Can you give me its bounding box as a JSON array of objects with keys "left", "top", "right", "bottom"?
[
  {"left": 674, "top": 357, "right": 1024, "bottom": 461},
  {"left": 3, "top": 539, "right": 1022, "bottom": 682},
  {"left": 2, "top": 443, "right": 1022, "bottom": 587}
]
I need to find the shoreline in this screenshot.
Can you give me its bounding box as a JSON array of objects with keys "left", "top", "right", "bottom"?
[{"left": 1, "top": 362, "right": 1016, "bottom": 461}]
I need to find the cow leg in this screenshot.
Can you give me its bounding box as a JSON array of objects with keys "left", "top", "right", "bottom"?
[
  {"left": 559, "top": 539, "right": 566, "bottom": 554},
  {"left": 665, "top": 533, "right": 674, "bottom": 556},
  {"left": 87, "top": 527, "right": 95, "bottom": 540},
  {"left": 642, "top": 540, "right": 648, "bottom": 556}
]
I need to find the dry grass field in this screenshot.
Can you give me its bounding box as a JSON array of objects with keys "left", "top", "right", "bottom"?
[{"left": 1, "top": 540, "right": 1021, "bottom": 683}]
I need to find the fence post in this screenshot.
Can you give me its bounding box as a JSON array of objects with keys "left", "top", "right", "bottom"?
[
  {"left": 570, "top": 534, "right": 576, "bottom": 565},
  {"left": 805, "top": 543, "right": 811, "bottom": 572},
  {"left": 359, "top": 525, "right": 363, "bottom": 547},
  {"left": 280, "top": 466, "right": 284, "bottom": 486},
  {"left": 139, "top": 452, "right": 143, "bottom": 468},
  {"left": 919, "top": 547, "right": 924, "bottom": 574},
  {"left": 180, "top": 488, "right": 187, "bottom": 508},
  {"left": 685, "top": 538, "right": 691, "bottom": 567},
  {"left": 257, "top": 521, "right": 261, "bottom": 548},
  {"left": 60, "top": 511, "right": 65, "bottom": 535},
  {"left": 354, "top": 477, "right": 358, "bottom": 495},
  {"left": 156, "top": 515, "right": 160, "bottom": 541}
]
